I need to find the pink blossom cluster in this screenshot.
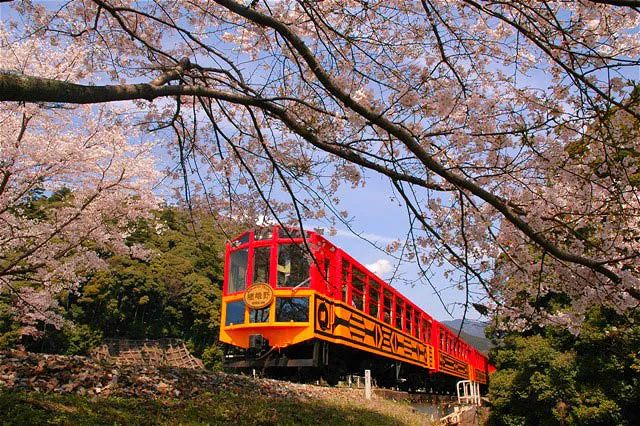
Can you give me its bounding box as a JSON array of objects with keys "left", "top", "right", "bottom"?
[{"left": 0, "top": 25, "right": 158, "bottom": 333}]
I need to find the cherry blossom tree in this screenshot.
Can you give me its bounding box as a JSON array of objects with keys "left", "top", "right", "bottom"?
[
  {"left": 0, "top": 25, "right": 158, "bottom": 335},
  {"left": 1, "top": 0, "right": 639, "bottom": 330}
]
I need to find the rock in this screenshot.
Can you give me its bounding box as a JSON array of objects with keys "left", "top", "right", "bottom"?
[{"left": 156, "top": 382, "right": 171, "bottom": 393}]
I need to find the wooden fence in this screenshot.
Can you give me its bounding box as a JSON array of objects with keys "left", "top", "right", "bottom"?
[{"left": 91, "top": 338, "right": 204, "bottom": 369}]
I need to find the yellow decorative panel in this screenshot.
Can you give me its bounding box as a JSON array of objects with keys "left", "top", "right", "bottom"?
[{"left": 314, "top": 295, "right": 435, "bottom": 369}]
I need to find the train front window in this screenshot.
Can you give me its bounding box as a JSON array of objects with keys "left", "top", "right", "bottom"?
[
  {"left": 249, "top": 307, "right": 270, "bottom": 323},
  {"left": 229, "top": 249, "right": 248, "bottom": 293},
  {"left": 277, "top": 244, "right": 310, "bottom": 287},
  {"left": 276, "top": 297, "right": 309, "bottom": 322},
  {"left": 253, "top": 246, "right": 271, "bottom": 284},
  {"left": 225, "top": 300, "right": 245, "bottom": 325}
]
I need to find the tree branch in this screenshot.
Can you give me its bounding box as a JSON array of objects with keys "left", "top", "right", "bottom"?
[{"left": 213, "top": 0, "right": 626, "bottom": 287}]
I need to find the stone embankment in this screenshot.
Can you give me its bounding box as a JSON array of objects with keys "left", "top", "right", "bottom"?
[{"left": 0, "top": 350, "right": 349, "bottom": 400}]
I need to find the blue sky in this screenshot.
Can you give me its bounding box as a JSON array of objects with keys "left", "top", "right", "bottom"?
[{"left": 318, "top": 172, "right": 478, "bottom": 323}]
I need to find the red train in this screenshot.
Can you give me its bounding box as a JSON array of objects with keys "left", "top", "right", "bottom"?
[{"left": 219, "top": 226, "right": 495, "bottom": 389}]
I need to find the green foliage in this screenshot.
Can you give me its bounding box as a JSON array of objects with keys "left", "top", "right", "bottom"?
[
  {"left": 488, "top": 308, "right": 640, "bottom": 425},
  {"left": 32, "top": 322, "right": 104, "bottom": 355},
  {"left": 10, "top": 207, "right": 229, "bottom": 364},
  {"left": 201, "top": 343, "right": 225, "bottom": 371},
  {"left": 0, "top": 293, "right": 21, "bottom": 350}
]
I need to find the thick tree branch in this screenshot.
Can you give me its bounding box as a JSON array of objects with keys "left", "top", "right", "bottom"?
[
  {"left": 0, "top": 72, "right": 451, "bottom": 193},
  {"left": 0, "top": 72, "right": 250, "bottom": 104}
]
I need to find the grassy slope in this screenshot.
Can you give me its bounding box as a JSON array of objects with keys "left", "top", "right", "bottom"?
[{"left": 0, "top": 389, "right": 428, "bottom": 426}]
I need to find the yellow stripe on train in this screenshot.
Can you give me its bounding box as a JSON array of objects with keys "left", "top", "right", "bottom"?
[{"left": 220, "top": 291, "right": 445, "bottom": 372}]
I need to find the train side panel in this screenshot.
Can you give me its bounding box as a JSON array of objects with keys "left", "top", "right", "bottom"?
[{"left": 313, "top": 294, "right": 435, "bottom": 369}]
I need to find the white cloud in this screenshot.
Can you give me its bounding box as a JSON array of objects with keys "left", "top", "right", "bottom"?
[{"left": 365, "top": 258, "right": 393, "bottom": 277}]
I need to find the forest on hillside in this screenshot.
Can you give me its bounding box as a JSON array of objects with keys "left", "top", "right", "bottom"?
[{"left": 0, "top": 200, "right": 234, "bottom": 369}]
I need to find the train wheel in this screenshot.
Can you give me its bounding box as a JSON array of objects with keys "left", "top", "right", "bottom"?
[
  {"left": 322, "top": 359, "right": 346, "bottom": 386},
  {"left": 322, "top": 368, "right": 340, "bottom": 386},
  {"left": 297, "top": 367, "right": 320, "bottom": 384}
]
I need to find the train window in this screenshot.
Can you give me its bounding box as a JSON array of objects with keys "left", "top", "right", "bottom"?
[
  {"left": 368, "top": 281, "right": 379, "bottom": 318},
  {"left": 253, "top": 246, "right": 271, "bottom": 284},
  {"left": 277, "top": 244, "right": 310, "bottom": 287},
  {"left": 406, "top": 307, "right": 413, "bottom": 335},
  {"left": 395, "top": 299, "right": 404, "bottom": 330},
  {"left": 228, "top": 249, "right": 248, "bottom": 293},
  {"left": 352, "top": 269, "right": 365, "bottom": 311},
  {"left": 249, "top": 307, "right": 270, "bottom": 323},
  {"left": 352, "top": 291, "right": 364, "bottom": 311},
  {"left": 275, "top": 297, "right": 309, "bottom": 322},
  {"left": 341, "top": 261, "right": 350, "bottom": 302},
  {"left": 225, "top": 300, "right": 245, "bottom": 325},
  {"left": 383, "top": 289, "right": 392, "bottom": 324}
]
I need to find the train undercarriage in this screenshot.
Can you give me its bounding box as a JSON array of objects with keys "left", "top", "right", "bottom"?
[{"left": 223, "top": 338, "right": 476, "bottom": 393}]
